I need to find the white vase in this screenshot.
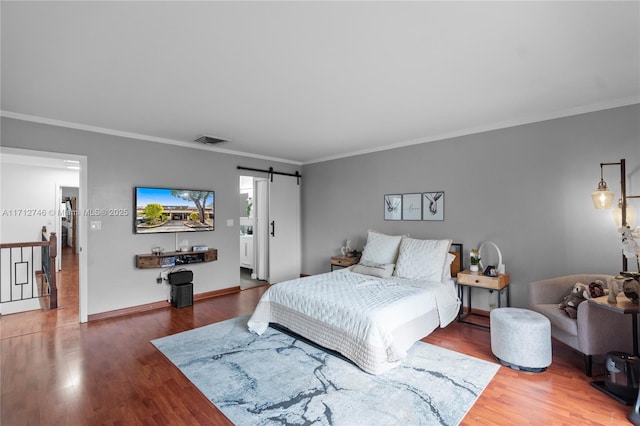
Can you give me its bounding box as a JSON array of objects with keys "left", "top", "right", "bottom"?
[{"left": 470, "top": 264, "right": 479, "bottom": 272}]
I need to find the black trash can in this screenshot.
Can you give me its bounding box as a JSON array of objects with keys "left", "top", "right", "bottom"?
[
  {"left": 168, "top": 270, "right": 193, "bottom": 308},
  {"left": 171, "top": 282, "right": 193, "bottom": 308}
]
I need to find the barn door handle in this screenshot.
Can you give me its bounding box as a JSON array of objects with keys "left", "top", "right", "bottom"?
[{"left": 270, "top": 221, "right": 275, "bottom": 237}]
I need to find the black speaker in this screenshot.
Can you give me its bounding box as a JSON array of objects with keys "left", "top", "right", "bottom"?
[
  {"left": 171, "top": 283, "right": 193, "bottom": 308},
  {"left": 168, "top": 270, "right": 193, "bottom": 285}
]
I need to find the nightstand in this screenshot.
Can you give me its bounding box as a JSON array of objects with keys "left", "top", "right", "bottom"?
[
  {"left": 457, "top": 270, "right": 510, "bottom": 328},
  {"left": 330, "top": 255, "right": 360, "bottom": 271}
]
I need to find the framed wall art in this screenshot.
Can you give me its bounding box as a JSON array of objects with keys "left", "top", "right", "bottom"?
[
  {"left": 384, "top": 194, "right": 401, "bottom": 220},
  {"left": 423, "top": 191, "right": 444, "bottom": 221},
  {"left": 402, "top": 193, "right": 422, "bottom": 220}
]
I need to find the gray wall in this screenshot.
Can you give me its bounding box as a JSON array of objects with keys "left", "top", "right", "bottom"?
[
  {"left": 2, "top": 104, "right": 638, "bottom": 315},
  {"left": 300, "top": 104, "right": 640, "bottom": 309},
  {"left": 1, "top": 117, "right": 298, "bottom": 315}
]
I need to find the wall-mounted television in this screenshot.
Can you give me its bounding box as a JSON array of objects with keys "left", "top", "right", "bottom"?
[{"left": 134, "top": 187, "right": 215, "bottom": 234}]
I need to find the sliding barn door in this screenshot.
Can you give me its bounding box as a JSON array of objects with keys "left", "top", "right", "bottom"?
[{"left": 268, "top": 174, "right": 301, "bottom": 284}]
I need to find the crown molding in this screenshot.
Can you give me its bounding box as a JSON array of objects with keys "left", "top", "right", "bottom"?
[{"left": 0, "top": 110, "right": 302, "bottom": 166}]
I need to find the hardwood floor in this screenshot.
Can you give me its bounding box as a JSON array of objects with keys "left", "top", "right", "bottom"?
[{"left": 0, "top": 251, "right": 633, "bottom": 425}]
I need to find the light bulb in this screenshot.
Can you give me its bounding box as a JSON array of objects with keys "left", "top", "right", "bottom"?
[
  {"left": 591, "top": 180, "right": 614, "bottom": 209},
  {"left": 613, "top": 199, "right": 636, "bottom": 227}
]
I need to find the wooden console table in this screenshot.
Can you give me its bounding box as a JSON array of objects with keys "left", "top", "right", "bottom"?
[{"left": 135, "top": 248, "right": 217, "bottom": 269}]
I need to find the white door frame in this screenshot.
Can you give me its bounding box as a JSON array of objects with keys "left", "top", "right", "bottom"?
[
  {"left": 254, "top": 178, "right": 269, "bottom": 281},
  {"left": 55, "top": 184, "right": 62, "bottom": 271}
]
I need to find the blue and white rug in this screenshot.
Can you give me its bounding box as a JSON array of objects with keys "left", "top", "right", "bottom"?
[{"left": 151, "top": 316, "right": 499, "bottom": 426}]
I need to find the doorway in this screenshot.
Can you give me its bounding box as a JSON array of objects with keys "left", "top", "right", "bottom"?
[
  {"left": 61, "top": 187, "right": 79, "bottom": 267},
  {"left": 239, "top": 176, "right": 266, "bottom": 289},
  {"left": 0, "top": 147, "right": 88, "bottom": 322},
  {"left": 238, "top": 171, "right": 301, "bottom": 287}
]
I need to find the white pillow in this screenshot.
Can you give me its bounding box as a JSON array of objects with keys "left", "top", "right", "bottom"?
[
  {"left": 394, "top": 237, "right": 452, "bottom": 281},
  {"left": 360, "top": 230, "right": 403, "bottom": 265},
  {"left": 352, "top": 262, "right": 395, "bottom": 278},
  {"left": 442, "top": 252, "right": 456, "bottom": 281}
]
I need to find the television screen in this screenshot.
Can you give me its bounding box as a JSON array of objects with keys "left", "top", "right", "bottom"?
[{"left": 135, "top": 187, "right": 215, "bottom": 234}]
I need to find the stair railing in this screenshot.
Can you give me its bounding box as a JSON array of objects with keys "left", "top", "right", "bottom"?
[{"left": 0, "top": 226, "right": 57, "bottom": 310}]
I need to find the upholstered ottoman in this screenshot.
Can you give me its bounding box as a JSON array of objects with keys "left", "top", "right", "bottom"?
[{"left": 490, "top": 307, "right": 552, "bottom": 372}]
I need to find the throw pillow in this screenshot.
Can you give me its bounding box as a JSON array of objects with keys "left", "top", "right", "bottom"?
[
  {"left": 584, "top": 280, "right": 606, "bottom": 298},
  {"left": 352, "top": 262, "right": 395, "bottom": 278}
]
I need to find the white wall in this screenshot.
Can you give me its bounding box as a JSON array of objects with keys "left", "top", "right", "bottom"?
[{"left": 0, "top": 162, "right": 79, "bottom": 243}]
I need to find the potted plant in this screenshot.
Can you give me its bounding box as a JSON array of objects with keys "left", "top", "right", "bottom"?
[{"left": 470, "top": 249, "right": 481, "bottom": 272}]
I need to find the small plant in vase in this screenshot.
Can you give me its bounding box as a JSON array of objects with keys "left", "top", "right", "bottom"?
[{"left": 470, "top": 249, "right": 481, "bottom": 272}]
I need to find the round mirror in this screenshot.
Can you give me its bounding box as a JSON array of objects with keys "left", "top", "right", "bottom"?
[{"left": 478, "top": 241, "right": 502, "bottom": 271}]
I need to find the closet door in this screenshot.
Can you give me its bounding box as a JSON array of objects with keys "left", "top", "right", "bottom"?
[{"left": 268, "top": 174, "right": 301, "bottom": 284}]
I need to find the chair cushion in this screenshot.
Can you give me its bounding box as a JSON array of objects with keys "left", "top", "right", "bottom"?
[{"left": 530, "top": 304, "right": 578, "bottom": 337}]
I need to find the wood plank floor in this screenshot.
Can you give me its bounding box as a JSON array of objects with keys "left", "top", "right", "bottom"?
[{"left": 0, "top": 248, "right": 633, "bottom": 425}]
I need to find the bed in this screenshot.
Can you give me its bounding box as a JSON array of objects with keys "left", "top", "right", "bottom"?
[{"left": 248, "top": 231, "right": 462, "bottom": 374}]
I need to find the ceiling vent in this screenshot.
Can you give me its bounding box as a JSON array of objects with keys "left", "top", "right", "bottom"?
[{"left": 194, "top": 135, "right": 229, "bottom": 145}]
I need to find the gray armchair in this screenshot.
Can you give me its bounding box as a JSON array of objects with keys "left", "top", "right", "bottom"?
[{"left": 529, "top": 274, "right": 634, "bottom": 376}]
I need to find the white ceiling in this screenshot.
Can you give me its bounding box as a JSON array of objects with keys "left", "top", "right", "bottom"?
[{"left": 1, "top": 1, "right": 638, "bottom": 165}]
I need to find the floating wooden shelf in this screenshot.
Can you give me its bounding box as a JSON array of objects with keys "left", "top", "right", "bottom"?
[{"left": 135, "top": 248, "right": 218, "bottom": 269}]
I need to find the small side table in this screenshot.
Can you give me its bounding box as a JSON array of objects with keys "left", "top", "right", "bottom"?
[
  {"left": 457, "top": 270, "right": 510, "bottom": 328},
  {"left": 588, "top": 295, "right": 639, "bottom": 356},
  {"left": 588, "top": 295, "right": 639, "bottom": 408},
  {"left": 330, "top": 255, "right": 360, "bottom": 271}
]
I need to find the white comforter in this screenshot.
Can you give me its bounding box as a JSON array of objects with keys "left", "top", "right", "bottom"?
[{"left": 247, "top": 268, "right": 460, "bottom": 374}]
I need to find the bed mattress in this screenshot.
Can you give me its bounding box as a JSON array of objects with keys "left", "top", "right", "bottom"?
[{"left": 248, "top": 268, "right": 460, "bottom": 374}]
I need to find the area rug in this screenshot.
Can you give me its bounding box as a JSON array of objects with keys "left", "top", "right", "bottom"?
[{"left": 151, "top": 316, "right": 499, "bottom": 426}]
